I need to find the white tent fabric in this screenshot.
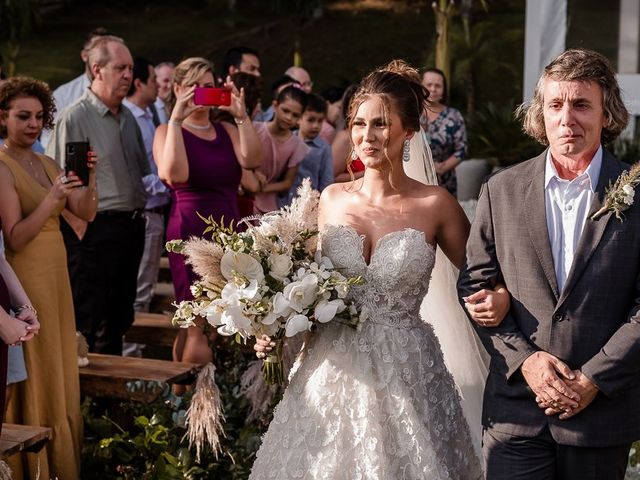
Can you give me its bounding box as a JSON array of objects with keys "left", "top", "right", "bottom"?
[{"left": 523, "top": 0, "right": 567, "bottom": 101}]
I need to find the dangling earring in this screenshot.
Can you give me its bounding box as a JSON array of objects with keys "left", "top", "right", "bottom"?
[
  {"left": 402, "top": 139, "right": 411, "bottom": 162},
  {"left": 350, "top": 149, "right": 358, "bottom": 161}
]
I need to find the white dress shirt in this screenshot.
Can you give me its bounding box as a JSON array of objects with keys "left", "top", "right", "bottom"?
[
  {"left": 544, "top": 146, "right": 602, "bottom": 292},
  {"left": 153, "top": 97, "right": 169, "bottom": 124}
]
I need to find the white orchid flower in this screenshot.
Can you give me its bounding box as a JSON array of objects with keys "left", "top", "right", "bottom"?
[
  {"left": 314, "top": 250, "right": 334, "bottom": 269},
  {"left": 262, "top": 311, "right": 278, "bottom": 326},
  {"left": 273, "top": 291, "right": 294, "bottom": 317},
  {"left": 285, "top": 314, "right": 311, "bottom": 337},
  {"left": 205, "top": 299, "right": 227, "bottom": 326},
  {"left": 262, "top": 319, "right": 280, "bottom": 336},
  {"left": 283, "top": 274, "right": 318, "bottom": 313},
  {"left": 217, "top": 305, "right": 252, "bottom": 337},
  {"left": 314, "top": 299, "right": 346, "bottom": 323},
  {"left": 309, "top": 261, "right": 332, "bottom": 280},
  {"left": 220, "top": 283, "right": 241, "bottom": 304},
  {"left": 237, "top": 278, "right": 262, "bottom": 301},
  {"left": 220, "top": 251, "right": 264, "bottom": 282}
]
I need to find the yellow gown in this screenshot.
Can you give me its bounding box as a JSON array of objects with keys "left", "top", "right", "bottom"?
[{"left": 0, "top": 152, "right": 82, "bottom": 480}]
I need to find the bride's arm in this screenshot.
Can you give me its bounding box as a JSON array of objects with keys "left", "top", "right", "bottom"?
[
  {"left": 436, "top": 191, "right": 511, "bottom": 327},
  {"left": 432, "top": 189, "right": 470, "bottom": 270},
  {"left": 432, "top": 189, "right": 510, "bottom": 327}
]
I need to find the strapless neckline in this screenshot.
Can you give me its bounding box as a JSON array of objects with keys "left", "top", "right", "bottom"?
[{"left": 323, "top": 223, "right": 435, "bottom": 267}]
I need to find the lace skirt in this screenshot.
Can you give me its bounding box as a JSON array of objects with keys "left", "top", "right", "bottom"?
[{"left": 249, "top": 320, "right": 482, "bottom": 480}]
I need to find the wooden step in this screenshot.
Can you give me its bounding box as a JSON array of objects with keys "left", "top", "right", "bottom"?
[
  {"left": 124, "top": 312, "right": 178, "bottom": 347},
  {"left": 157, "top": 256, "right": 172, "bottom": 283},
  {"left": 80, "top": 353, "right": 202, "bottom": 402},
  {"left": 0, "top": 424, "right": 52, "bottom": 459},
  {"left": 153, "top": 281, "right": 175, "bottom": 299}
]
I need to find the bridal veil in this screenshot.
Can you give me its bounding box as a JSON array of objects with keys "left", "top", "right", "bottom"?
[{"left": 404, "top": 128, "right": 489, "bottom": 461}]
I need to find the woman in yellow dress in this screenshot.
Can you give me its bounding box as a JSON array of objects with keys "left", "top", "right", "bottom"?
[{"left": 0, "top": 77, "right": 97, "bottom": 479}]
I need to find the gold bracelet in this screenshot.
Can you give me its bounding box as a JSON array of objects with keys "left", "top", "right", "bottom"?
[
  {"left": 17, "top": 304, "right": 37, "bottom": 316},
  {"left": 234, "top": 116, "right": 247, "bottom": 125},
  {"left": 168, "top": 119, "right": 183, "bottom": 126}
]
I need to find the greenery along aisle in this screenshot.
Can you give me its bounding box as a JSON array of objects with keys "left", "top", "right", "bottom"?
[{"left": 81, "top": 340, "right": 279, "bottom": 480}]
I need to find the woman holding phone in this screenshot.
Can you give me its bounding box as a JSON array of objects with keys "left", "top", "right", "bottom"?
[
  {"left": 0, "top": 76, "right": 96, "bottom": 479},
  {"left": 154, "top": 57, "right": 262, "bottom": 370}
]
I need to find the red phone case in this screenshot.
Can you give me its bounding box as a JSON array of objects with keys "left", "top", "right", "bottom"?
[{"left": 193, "top": 87, "right": 231, "bottom": 106}]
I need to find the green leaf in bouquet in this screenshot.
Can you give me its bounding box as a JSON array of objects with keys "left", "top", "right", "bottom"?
[
  {"left": 165, "top": 239, "right": 185, "bottom": 254},
  {"left": 197, "top": 212, "right": 238, "bottom": 243},
  {"left": 299, "top": 228, "right": 318, "bottom": 240},
  {"left": 264, "top": 274, "right": 283, "bottom": 292}
]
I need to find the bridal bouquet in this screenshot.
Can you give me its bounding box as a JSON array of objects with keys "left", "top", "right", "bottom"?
[{"left": 167, "top": 180, "right": 363, "bottom": 385}]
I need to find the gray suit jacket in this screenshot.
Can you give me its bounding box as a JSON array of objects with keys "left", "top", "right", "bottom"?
[{"left": 458, "top": 149, "right": 640, "bottom": 447}]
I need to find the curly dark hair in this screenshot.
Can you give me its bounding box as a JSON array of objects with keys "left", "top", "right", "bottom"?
[{"left": 0, "top": 76, "right": 56, "bottom": 137}]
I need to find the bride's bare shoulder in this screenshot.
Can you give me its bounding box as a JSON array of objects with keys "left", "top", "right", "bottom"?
[
  {"left": 413, "top": 182, "right": 451, "bottom": 201},
  {"left": 319, "top": 182, "right": 360, "bottom": 226},
  {"left": 409, "top": 182, "right": 463, "bottom": 218},
  {"left": 320, "top": 181, "right": 359, "bottom": 205}
]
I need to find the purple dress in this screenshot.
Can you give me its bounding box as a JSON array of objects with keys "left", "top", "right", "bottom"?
[{"left": 166, "top": 124, "right": 241, "bottom": 301}]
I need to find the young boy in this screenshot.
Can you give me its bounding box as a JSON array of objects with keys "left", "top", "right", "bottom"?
[{"left": 278, "top": 93, "right": 334, "bottom": 207}]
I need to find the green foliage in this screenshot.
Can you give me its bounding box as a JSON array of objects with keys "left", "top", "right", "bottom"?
[
  {"left": 0, "top": 0, "right": 40, "bottom": 75},
  {"left": 466, "top": 101, "right": 542, "bottom": 167},
  {"left": 449, "top": 16, "right": 521, "bottom": 112},
  {"left": 82, "top": 344, "right": 270, "bottom": 479}
]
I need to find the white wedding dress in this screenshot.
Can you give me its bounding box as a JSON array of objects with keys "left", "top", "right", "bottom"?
[{"left": 249, "top": 224, "right": 482, "bottom": 480}]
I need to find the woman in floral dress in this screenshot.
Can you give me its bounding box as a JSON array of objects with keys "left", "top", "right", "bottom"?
[{"left": 421, "top": 68, "right": 467, "bottom": 197}]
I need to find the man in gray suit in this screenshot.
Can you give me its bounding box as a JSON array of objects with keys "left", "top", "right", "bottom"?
[{"left": 458, "top": 49, "right": 638, "bottom": 479}]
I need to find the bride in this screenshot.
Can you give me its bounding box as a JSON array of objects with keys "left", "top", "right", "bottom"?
[{"left": 250, "top": 60, "right": 509, "bottom": 479}]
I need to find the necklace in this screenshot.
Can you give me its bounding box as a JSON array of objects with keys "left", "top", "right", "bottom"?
[
  {"left": 3, "top": 143, "right": 33, "bottom": 166},
  {"left": 3, "top": 142, "right": 42, "bottom": 181},
  {"left": 183, "top": 121, "right": 212, "bottom": 131}
]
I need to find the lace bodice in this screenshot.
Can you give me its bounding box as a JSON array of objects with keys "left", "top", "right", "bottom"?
[{"left": 322, "top": 224, "right": 436, "bottom": 329}]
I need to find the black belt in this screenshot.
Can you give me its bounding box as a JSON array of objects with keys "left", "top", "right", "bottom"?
[
  {"left": 97, "top": 209, "right": 145, "bottom": 220},
  {"left": 145, "top": 206, "right": 167, "bottom": 214}
]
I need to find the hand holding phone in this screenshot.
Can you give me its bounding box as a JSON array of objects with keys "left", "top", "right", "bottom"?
[
  {"left": 65, "top": 141, "right": 91, "bottom": 185},
  {"left": 193, "top": 87, "right": 232, "bottom": 107}
]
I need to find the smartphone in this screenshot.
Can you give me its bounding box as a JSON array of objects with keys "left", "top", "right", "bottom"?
[
  {"left": 65, "top": 141, "right": 90, "bottom": 186},
  {"left": 193, "top": 87, "right": 231, "bottom": 107}
]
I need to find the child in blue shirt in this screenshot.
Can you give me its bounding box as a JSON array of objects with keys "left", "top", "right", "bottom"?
[{"left": 278, "top": 93, "right": 334, "bottom": 207}]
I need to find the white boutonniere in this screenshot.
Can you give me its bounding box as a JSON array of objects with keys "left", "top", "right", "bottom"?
[{"left": 591, "top": 162, "right": 640, "bottom": 221}]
